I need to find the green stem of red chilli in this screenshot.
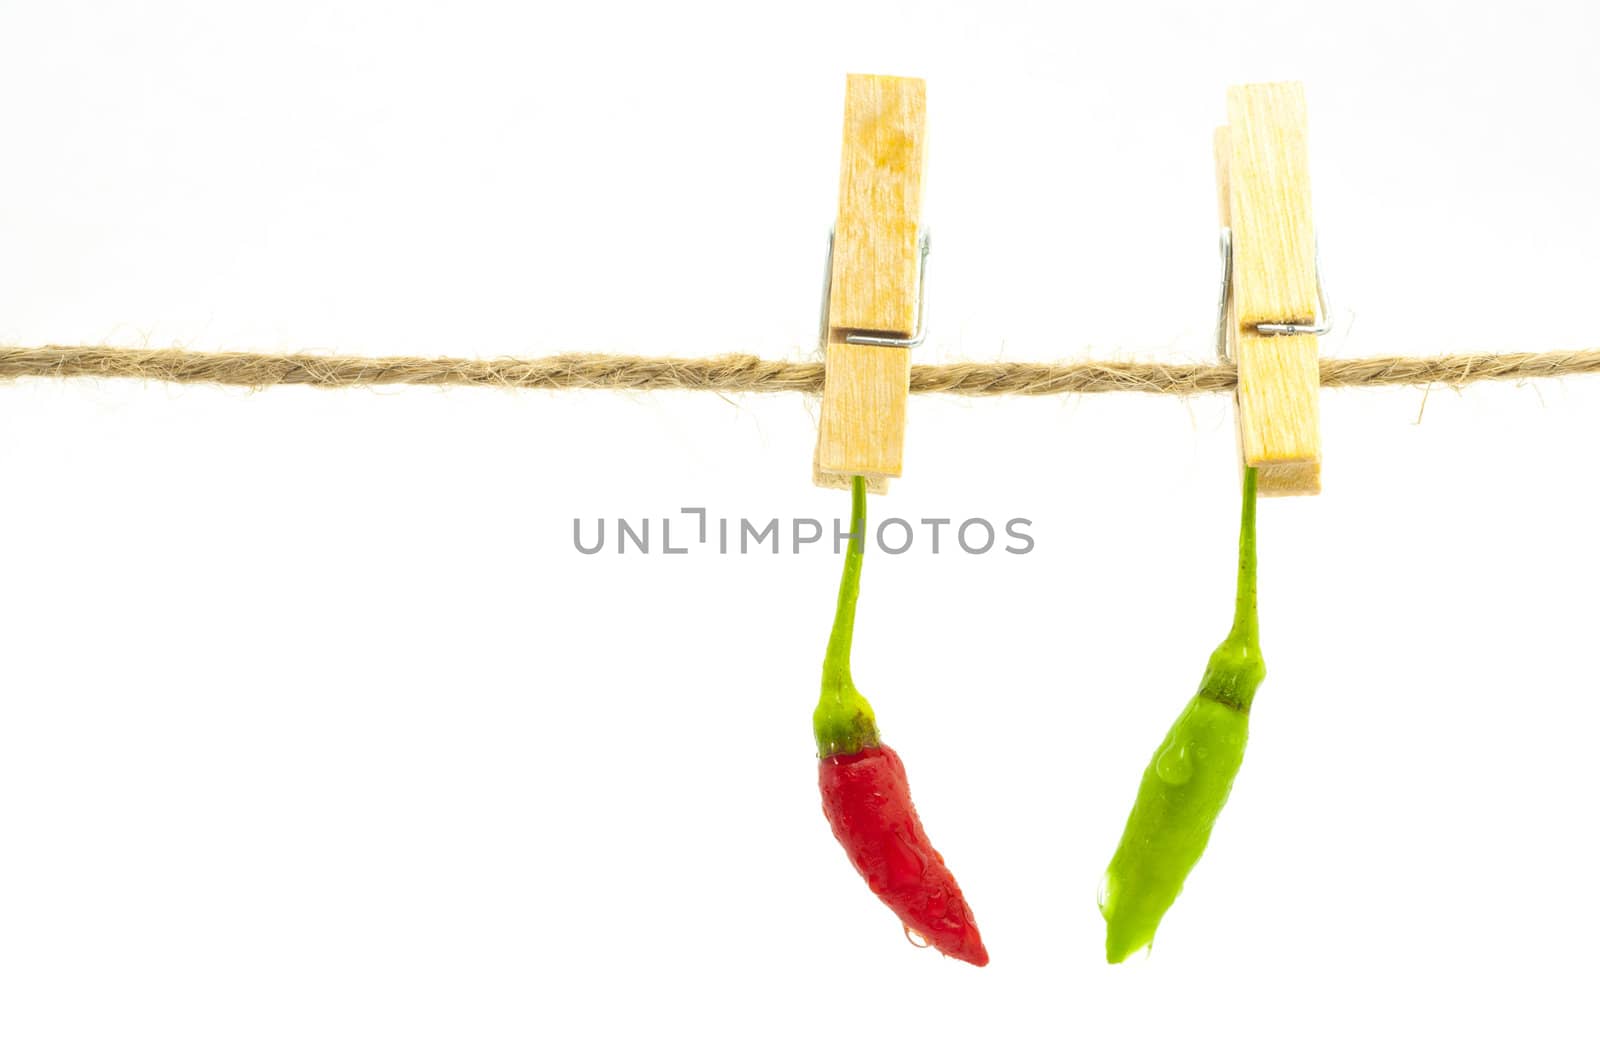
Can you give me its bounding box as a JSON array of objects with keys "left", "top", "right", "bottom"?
[
  {"left": 822, "top": 475, "right": 866, "bottom": 691},
  {"left": 814, "top": 476, "right": 879, "bottom": 756}
]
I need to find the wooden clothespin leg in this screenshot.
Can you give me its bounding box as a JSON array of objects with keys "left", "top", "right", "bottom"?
[
  {"left": 814, "top": 73, "right": 928, "bottom": 494},
  {"left": 1215, "top": 82, "right": 1322, "bottom": 497}
]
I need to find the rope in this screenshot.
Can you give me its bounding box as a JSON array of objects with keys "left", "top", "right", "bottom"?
[{"left": 2, "top": 345, "right": 1597, "bottom": 396}]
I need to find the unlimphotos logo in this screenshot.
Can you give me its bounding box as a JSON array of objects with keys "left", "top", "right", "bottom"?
[{"left": 574, "top": 508, "right": 1034, "bottom": 556}]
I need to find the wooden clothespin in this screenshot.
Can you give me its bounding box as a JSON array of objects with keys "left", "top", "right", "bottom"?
[
  {"left": 814, "top": 73, "right": 928, "bottom": 494},
  {"left": 1214, "top": 82, "right": 1323, "bottom": 497}
]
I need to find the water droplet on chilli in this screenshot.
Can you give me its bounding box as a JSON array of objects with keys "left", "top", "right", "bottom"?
[
  {"left": 1156, "top": 740, "right": 1193, "bottom": 785},
  {"left": 904, "top": 926, "right": 931, "bottom": 949}
]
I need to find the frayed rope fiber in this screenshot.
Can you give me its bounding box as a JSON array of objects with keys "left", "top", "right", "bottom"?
[{"left": 2, "top": 345, "right": 1598, "bottom": 396}]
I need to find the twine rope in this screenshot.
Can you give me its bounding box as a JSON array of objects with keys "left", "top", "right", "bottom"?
[{"left": 2, "top": 345, "right": 1598, "bottom": 396}]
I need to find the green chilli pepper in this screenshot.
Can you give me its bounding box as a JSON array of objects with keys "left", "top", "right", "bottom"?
[{"left": 1100, "top": 465, "right": 1265, "bottom": 963}]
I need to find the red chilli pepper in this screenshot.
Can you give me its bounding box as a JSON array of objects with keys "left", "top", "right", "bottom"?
[{"left": 813, "top": 476, "right": 988, "bottom": 967}]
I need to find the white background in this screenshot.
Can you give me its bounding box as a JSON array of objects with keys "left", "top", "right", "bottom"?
[{"left": 2, "top": 1, "right": 1598, "bottom": 1059}]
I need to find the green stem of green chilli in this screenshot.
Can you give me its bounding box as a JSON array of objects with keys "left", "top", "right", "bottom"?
[
  {"left": 1199, "top": 465, "right": 1266, "bottom": 712},
  {"left": 1230, "top": 465, "right": 1259, "bottom": 648}
]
